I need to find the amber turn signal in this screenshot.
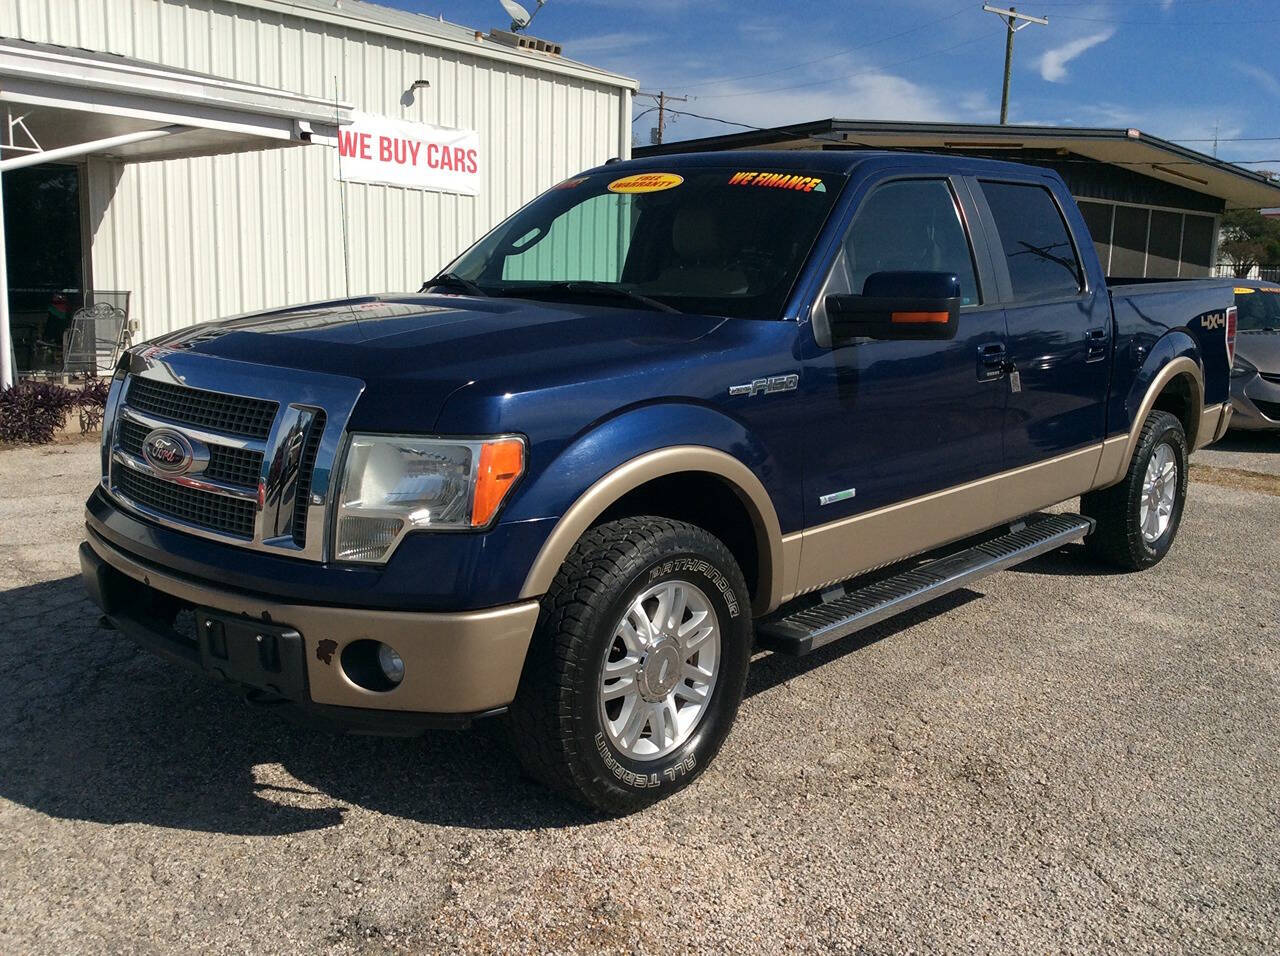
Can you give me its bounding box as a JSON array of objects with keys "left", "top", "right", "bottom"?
[{"left": 471, "top": 438, "right": 525, "bottom": 527}]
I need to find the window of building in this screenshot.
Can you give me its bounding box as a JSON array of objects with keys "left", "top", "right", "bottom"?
[
  {"left": 980, "top": 181, "right": 1082, "bottom": 300},
  {"left": 1076, "top": 200, "right": 1114, "bottom": 273}
]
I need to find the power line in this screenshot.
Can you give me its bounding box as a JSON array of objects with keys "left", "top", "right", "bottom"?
[{"left": 1051, "top": 12, "right": 1280, "bottom": 23}]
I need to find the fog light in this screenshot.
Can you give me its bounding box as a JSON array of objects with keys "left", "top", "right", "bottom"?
[{"left": 377, "top": 643, "right": 405, "bottom": 686}]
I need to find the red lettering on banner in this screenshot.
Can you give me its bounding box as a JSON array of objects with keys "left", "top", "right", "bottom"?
[
  {"left": 379, "top": 136, "right": 393, "bottom": 162},
  {"left": 426, "top": 143, "right": 439, "bottom": 168},
  {"left": 359, "top": 133, "right": 372, "bottom": 160},
  {"left": 440, "top": 148, "right": 453, "bottom": 171},
  {"left": 466, "top": 148, "right": 478, "bottom": 174},
  {"left": 453, "top": 147, "right": 466, "bottom": 171},
  {"left": 408, "top": 141, "right": 421, "bottom": 165},
  {"left": 338, "top": 130, "right": 360, "bottom": 158}
]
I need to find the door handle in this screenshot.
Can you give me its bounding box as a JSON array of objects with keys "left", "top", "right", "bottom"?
[
  {"left": 1085, "top": 327, "right": 1109, "bottom": 362},
  {"left": 978, "top": 343, "right": 1007, "bottom": 381}
]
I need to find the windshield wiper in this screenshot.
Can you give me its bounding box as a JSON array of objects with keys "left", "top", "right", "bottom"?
[
  {"left": 421, "top": 272, "right": 489, "bottom": 297},
  {"left": 504, "top": 281, "right": 682, "bottom": 314}
]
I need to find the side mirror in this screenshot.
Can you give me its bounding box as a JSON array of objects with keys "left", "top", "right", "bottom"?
[{"left": 824, "top": 271, "right": 961, "bottom": 345}]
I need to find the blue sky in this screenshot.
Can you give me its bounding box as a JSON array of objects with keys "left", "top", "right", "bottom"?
[{"left": 385, "top": 0, "right": 1280, "bottom": 170}]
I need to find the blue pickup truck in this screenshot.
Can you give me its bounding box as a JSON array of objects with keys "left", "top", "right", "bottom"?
[{"left": 81, "top": 151, "right": 1237, "bottom": 813}]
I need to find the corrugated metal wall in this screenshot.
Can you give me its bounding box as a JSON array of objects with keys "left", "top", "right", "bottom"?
[{"left": 2, "top": 0, "right": 631, "bottom": 336}]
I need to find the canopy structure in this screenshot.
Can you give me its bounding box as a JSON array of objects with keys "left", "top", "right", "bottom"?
[
  {"left": 0, "top": 37, "right": 354, "bottom": 387},
  {"left": 637, "top": 119, "right": 1280, "bottom": 211}
]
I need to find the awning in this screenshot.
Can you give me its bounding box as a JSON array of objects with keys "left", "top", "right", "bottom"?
[
  {"left": 0, "top": 36, "right": 354, "bottom": 386},
  {"left": 636, "top": 118, "right": 1280, "bottom": 211},
  {"left": 0, "top": 37, "right": 353, "bottom": 163}
]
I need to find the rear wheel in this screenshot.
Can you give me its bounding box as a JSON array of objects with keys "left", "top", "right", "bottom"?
[
  {"left": 1082, "top": 409, "right": 1188, "bottom": 570},
  {"left": 508, "top": 516, "right": 751, "bottom": 815}
]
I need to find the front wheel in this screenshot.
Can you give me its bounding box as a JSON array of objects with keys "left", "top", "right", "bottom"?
[
  {"left": 1082, "top": 409, "right": 1189, "bottom": 570},
  {"left": 508, "top": 517, "right": 752, "bottom": 814}
]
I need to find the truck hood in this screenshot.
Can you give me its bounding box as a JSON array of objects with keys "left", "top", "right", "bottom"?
[
  {"left": 1237, "top": 330, "right": 1280, "bottom": 372},
  {"left": 152, "top": 294, "right": 731, "bottom": 431}
]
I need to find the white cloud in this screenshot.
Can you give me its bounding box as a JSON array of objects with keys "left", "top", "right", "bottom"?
[
  {"left": 561, "top": 31, "right": 658, "bottom": 56},
  {"left": 1038, "top": 29, "right": 1115, "bottom": 83},
  {"left": 1236, "top": 63, "right": 1280, "bottom": 98}
]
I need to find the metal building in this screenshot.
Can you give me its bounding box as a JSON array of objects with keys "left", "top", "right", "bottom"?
[
  {"left": 0, "top": 0, "right": 635, "bottom": 385},
  {"left": 638, "top": 118, "right": 1280, "bottom": 281}
]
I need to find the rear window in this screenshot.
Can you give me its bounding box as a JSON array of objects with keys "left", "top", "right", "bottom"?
[
  {"left": 981, "top": 181, "right": 1083, "bottom": 301},
  {"left": 1234, "top": 286, "right": 1280, "bottom": 331}
]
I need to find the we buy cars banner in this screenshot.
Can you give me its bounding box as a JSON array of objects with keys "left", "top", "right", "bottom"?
[{"left": 335, "top": 112, "right": 480, "bottom": 196}]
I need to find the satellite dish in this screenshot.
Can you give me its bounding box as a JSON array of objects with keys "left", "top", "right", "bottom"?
[
  {"left": 500, "top": 0, "right": 531, "bottom": 28},
  {"left": 500, "top": 0, "right": 546, "bottom": 32}
]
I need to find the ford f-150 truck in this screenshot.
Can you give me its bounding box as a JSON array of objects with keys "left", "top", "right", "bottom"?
[{"left": 81, "top": 151, "right": 1237, "bottom": 814}]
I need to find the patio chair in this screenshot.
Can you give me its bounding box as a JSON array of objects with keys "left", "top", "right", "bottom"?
[{"left": 62, "top": 299, "right": 129, "bottom": 375}]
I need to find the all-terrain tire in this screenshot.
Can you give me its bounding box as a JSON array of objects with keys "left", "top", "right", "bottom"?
[
  {"left": 508, "top": 516, "right": 752, "bottom": 815},
  {"left": 1081, "top": 409, "right": 1189, "bottom": 570}
]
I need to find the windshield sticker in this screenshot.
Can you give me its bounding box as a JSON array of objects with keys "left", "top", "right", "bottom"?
[
  {"left": 728, "top": 171, "right": 826, "bottom": 192},
  {"left": 607, "top": 172, "right": 684, "bottom": 194}
]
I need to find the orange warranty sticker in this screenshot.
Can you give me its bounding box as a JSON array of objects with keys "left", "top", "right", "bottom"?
[
  {"left": 607, "top": 172, "right": 684, "bottom": 193},
  {"left": 728, "top": 171, "right": 826, "bottom": 192}
]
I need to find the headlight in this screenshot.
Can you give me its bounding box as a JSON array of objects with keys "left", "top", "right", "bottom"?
[
  {"left": 1231, "top": 355, "right": 1257, "bottom": 378},
  {"left": 334, "top": 434, "right": 525, "bottom": 563}
]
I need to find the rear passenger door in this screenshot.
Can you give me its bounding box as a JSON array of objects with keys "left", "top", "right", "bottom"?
[{"left": 973, "top": 178, "right": 1109, "bottom": 468}]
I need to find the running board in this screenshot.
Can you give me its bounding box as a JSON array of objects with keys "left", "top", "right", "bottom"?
[{"left": 756, "top": 513, "right": 1094, "bottom": 656}]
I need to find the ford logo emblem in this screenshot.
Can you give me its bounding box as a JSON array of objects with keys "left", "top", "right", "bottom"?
[{"left": 142, "top": 428, "right": 195, "bottom": 475}]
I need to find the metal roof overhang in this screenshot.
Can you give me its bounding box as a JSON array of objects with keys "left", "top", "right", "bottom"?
[
  {"left": 0, "top": 37, "right": 354, "bottom": 164},
  {"left": 0, "top": 38, "right": 355, "bottom": 387},
  {"left": 638, "top": 119, "right": 1280, "bottom": 210}
]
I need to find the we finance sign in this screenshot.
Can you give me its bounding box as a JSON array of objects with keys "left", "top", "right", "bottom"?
[{"left": 335, "top": 112, "right": 480, "bottom": 196}]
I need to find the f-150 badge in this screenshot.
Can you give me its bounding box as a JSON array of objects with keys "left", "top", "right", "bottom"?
[{"left": 729, "top": 373, "right": 799, "bottom": 397}]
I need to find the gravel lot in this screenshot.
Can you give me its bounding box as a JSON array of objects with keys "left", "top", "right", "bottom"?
[{"left": 1, "top": 436, "right": 1277, "bottom": 953}]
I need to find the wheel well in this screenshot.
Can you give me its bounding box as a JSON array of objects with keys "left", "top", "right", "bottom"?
[
  {"left": 1151, "top": 372, "right": 1201, "bottom": 447},
  {"left": 594, "top": 472, "right": 762, "bottom": 602}
]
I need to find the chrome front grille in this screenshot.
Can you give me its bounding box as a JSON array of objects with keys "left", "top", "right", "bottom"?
[
  {"left": 125, "top": 376, "right": 278, "bottom": 439},
  {"left": 116, "top": 467, "right": 257, "bottom": 538},
  {"left": 117, "top": 417, "right": 265, "bottom": 488},
  {"left": 103, "top": 353, "right": 364, "bottom": 561}
]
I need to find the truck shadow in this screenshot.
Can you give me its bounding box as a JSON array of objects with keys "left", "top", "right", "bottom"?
[
  {"left": 1205, "top": 432, "right": 1280, "bottom": 455},
  {"left": 0, "top": 575, "right": 988, "bottom": 835}
]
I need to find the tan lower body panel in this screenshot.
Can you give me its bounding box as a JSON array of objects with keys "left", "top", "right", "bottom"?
[
  {"left": 786, "top": 444, "right": 1104, "bottom": 598},
  {"left": 86, "top": 532, "right": 540, "bottom": 714},
  {"left": 1196, "top": 402, "right": 1230, "bottom": 449}
]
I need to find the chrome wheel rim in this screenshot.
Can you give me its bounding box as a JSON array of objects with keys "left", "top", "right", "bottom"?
[
  {"left": 598, "top": 579, "right": 720, "bottom": 762},
  {"left": 1140, "top": 442, "right": 1178, "bottom": 544}
]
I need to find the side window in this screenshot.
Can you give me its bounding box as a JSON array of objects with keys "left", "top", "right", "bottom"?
[
  {"left": 843, "top": 179, "right": 980, "bottom": 306},
  {"left": 980, "top": 181, "right": 1083, "bottom": 300}
]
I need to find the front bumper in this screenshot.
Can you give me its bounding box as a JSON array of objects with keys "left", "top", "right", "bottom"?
[
  {"left": 1229, "top": 372, "right": 1280, "bottom": 431},
  {"left": 80, "top": 529, "right": 540, "bottom": 733}
]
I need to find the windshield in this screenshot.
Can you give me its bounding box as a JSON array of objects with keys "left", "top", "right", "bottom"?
[
  {"left": 1234, "top": 286, "right": 1280, "bottom": 331},
  {"left": 440, "top": 167, "right": 845, "bottom": 319}
]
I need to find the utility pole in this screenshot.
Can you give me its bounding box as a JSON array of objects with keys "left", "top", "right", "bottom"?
[
  {"left": 983, "top": 5, "right": 1048, "bottom": 125},
  {"left": 637, "top": 90, "right": 687, "bottom": 144}
]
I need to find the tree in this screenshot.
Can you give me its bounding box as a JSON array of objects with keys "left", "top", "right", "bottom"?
[{"left": 1218, "top": 208, "right": 1280, "bottom": 277}]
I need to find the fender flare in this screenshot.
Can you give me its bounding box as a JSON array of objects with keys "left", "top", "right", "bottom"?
[
  {"left": 518, "top": 446, "right": 790, "bottom": 616},
  {"left": 1095, "top": 354, "right": 1203, "bottom": 488}
]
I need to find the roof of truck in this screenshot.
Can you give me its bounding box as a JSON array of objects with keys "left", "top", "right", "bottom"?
[{"left": 595, "top": 149, "right": 1046, "bottom": 178}]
